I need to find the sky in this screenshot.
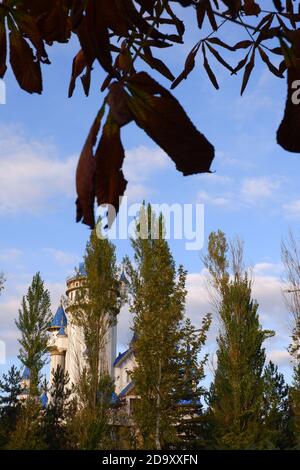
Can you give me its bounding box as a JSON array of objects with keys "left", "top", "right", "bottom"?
[{"left": 0, "top": 2, "right": 299, "bottom": 384}]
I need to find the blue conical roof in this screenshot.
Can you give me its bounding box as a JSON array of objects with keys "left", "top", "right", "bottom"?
[
  {"left": 120, "top": 270, "right": 128, "bottom": 284},
  {"left": 57, "top": 325, "right": 67, "bottom": 336},
  {"left": 22, "top": 366, "right": 30, "bottom": 380},
  {"left": 110, "top": 392, "right": 119, "bottom": 405},
  {"left": 40, "top": 392, "right": 48, "bottom": 409},
  {"left": 50, "top": 305, "right": 67, "bottom": 328},
  {"left": 78, "top": 262, "right": 86, "bottom": 276}
]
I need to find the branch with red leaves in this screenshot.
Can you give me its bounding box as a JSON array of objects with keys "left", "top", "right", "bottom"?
[{"left": 1, "top": 0, "right": 300, "bottom": 227}]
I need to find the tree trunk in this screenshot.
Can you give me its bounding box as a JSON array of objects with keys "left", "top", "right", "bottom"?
[{"left": 155, "top": 358, "right": 162, "bottom": 450}]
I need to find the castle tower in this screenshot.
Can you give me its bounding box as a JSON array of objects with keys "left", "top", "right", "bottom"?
[
  {"left": 64, "top": 262, "right": 118, "bottom": 382},
  {"left": 63, "top": 263, "right": 87, "bottom": 387},
  {"left": 48, "top": 304, "right": 68, "bottom": 386},
  {"left": 18, "top": 367, "right": 30, "bottom": 400},
  {"left": 48, "top": 263, "right": 118, "bottom": 389}
]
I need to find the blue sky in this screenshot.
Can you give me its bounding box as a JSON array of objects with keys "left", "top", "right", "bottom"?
[{"left": 0, "top": 3, "right": 300, "bottom": 383}]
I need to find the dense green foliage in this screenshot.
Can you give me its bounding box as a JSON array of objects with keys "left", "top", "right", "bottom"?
[
  {"left": 0, "top": 366, "right": 22, "bottom": 447},
  {"left": 70, "top": 225, "right": 121, "bottom": 449},
  {"left": 0, "top": 227, "right": 299, "bottom": 449},
  {"left": 15, "top": 273, "right": 52, "bottom": 395}
]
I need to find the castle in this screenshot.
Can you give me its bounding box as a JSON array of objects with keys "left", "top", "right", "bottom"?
[{"left": 21, "top": 263, "right": 137, "bottom": 414}]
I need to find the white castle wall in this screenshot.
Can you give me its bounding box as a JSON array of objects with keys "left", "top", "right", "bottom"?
[
  {"left": 48, "top": 273, "right": 118, "bottom": 390},
  {"left": 114, "top": 352, "right": 137, "bottom": 395}
]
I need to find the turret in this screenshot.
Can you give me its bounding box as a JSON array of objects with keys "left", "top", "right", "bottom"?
[
  {"left": 48, "top": 304, "right": 68, "bottom": 386},
  {"left": 48, "top": 304, "right": 67, "bottom": 332},
  {"left": 119, "top": 269, "right": 129, "bottom": 299},
  {"left": 19, "top": 366, "right": 30, "bottom": 400}
]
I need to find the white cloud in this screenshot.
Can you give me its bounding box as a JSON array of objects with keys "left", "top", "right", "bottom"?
[
  {"left": 197, "top": 175, "right": 284, "bottom": 210},
  {"left": 123, "top": 145, "right": 174, "bottom": 203},
  {"left": 123, "top": 146, "right": 173, "bottom": 204},
  {"left": 44, "top": 248, "right": 79, "bottom": 267},
  {"left": 252, "top": 274, "right": 285, "bottom": 317},
  {"left": 283, "top": 199, "right": 300, "bottom": 218},
  {"left": 124, "top": 146, "right": 171, "bottom": 182},
  {"left": 184, "top": 269, "right": 292, "bottom": 378},
  {"left": 0, "top": 125, "right": 76, "bottom": 215},
  {"left": 197, "top": 190, "right": 232, "bottom": 207},
  {"left": 186, "top": 271, "right": 211, "bottom": 320},
  {"left": 267, "top": 349, "right": 291, "bottom": 367},
  {"left": 125, "top": 183, "right": 153, "bottom": 204},
  {"left": 0, "top": 249, "right": 22, "bottom": 262},
  {"left": 0, "top": 126, "right": 173, "bottom": 215},
  {"left": 215, "top": 150, "right": 254, "bottom": 170},
  {"left": 241, "top": 176, "right": 281, "bottom": 202},
  {"left": 253, "top": 262, "right": 283, "bottom": 276},
  {"left": 0, "top": 292, "right": 24, "bottom": 359},
  {"left": 0, "top": 265, "right": 293, "bottom": 380},
  {"left": 197, "top": 173, "right": 232, "bottom": 185},
  {"left": 0, "top": 277, "right": 66, "bottom": 361}
]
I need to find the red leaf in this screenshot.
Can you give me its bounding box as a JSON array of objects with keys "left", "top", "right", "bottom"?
[
  {"left": 76, "top": 1, "right": 112, "bottom": 73},
  {"left": 126, "top": 72, "right": 215, "bottom": 175},
  {"left": 243, "top": 0, "right": 261, "bottom": 16},
  {"left": 205, "top": 42, "right": 234, "bottom": 73},
  {"left": 258, "top": 46, "right": 284, "bottom": 78},
  {"left": 202, "top": 43, "right": 219, "bottom": 89},
  {"left": 115, "top": 0, "right": 166, "bottom": 41},
  {"left": 277, "top": 62, "right": 300, "bottom": 152},
  {"left": 76, "top": 103, "right": 106, "bottom": 228},
  {"left": 9, "top": 30, "right": 42, "bottom": 94},
  {"left": 0, "top": 18, "right": 7, "bottom": 78},
  {"left": 15, "top": 11, "right": 49, "bottom": 63},
  {"left": 139, "top": 47, "right": 175, "bottom": 82},
  {"left": 107, "top": 82, "right": 133, "bottom": 127},
  {"left": 36, "top": 0, "right": 71, "bottom": 44},
  {"left": 240, "top": 47, "right": 255, "bottom": 95},
  {"left": 171, "top": 42, "right": 201, "bottom": 89},
  {"left": 68, "top": 49, "right": 87, "bottom": 98},
  {"left": 95, "top": 113, "right": 127, "bottom": 227}
]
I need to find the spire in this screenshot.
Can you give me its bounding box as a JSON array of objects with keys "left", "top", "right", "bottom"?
[
  {"left": 49, "top": 305, "right": 68, "bottom": 329},
  {"left": 40, "top": 391, "right": 48, "bottom": 409},
  {"left": 120, "top": 270, "right": 128, "bottom": 284},
  {"left": 119, "top": 268, "right": 129, "bottom": 298},
  {"left": 75, "top": 262, "right": 86, "bottom": 277},
  {"left": 22, "top": 366, "right": 30, "bottom": 381}
]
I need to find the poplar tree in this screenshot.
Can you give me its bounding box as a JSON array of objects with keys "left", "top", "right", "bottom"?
[
  {"left": 72, "top": 224, "right": 120, "bottom": 449},
  {"left": 204, "top": 231, "right": 274, "bottom": 449},
  {"left": 15, "top": 273, "right": 52, "bottom": 395},
  {"left": 126, "top": 204, "right": 187, "bottom": 450}
]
